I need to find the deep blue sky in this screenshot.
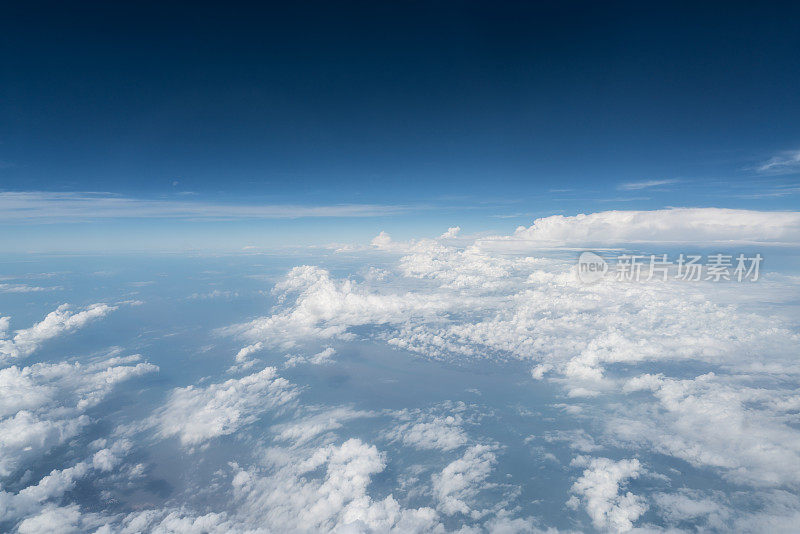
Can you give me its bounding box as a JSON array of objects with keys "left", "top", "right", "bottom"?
[{"left": 1, "top": 2, "right": 799, "bottom": 250}]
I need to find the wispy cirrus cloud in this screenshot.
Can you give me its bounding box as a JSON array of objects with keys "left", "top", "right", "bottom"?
[
  {"left": 734, "top": 183, "right": 800, "bottom": 199},
  {"left": 756, "top": 149, "right": 800, "bottom": 175},
  {"left": 618, "top": 179, "right": 679, "bottom": 190},
  {"left": 0, "top": 191, "right": 411, "bottom": 223}
]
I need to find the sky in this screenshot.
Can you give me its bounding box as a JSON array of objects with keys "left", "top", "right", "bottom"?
[
  {"left": 1, "top": 1, "right": 800, "bottom": 251},
  {"left": 2, "top": 4, "right": 800, "bottom": 533}
]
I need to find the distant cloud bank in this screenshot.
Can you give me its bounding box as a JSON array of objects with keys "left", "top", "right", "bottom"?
[{"left": 478, "top": 207, "right": 800, "bottom": 248}]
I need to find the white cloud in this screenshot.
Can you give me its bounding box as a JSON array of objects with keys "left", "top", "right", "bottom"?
[
  {"left": 477, "top": 208, "right": 800, "bottom": 248},
  {"left": 155, "top": 366, "right": 298, "bottom": 447},
  {"left": 92, "top": 440, "right": 132, "bottom": 472},
  {"left": 234, "top": 341, "right": 263, "bottom": 363},
  {"left": 284, "top": 347, "right": 337, "bottom": 367},
  {"left": 385, "top": 405, "right": 469, "bottom": 452},
  {"left": 4, "top": 217, "right": 800, "bottom": 531},
  {"left": 542, "top": 430, "right": 600, "bottom": 453},
  {"left": 221, "top": 265, "right": 452, "bottom": 349},
  {"left": 188, "top": 289, "right": 239, "bottom": 300},
  {"left": 652, "top": 489, "right": 730, "bottom": 529},
  {"left": 0, "top": 303, "right": 116, "bottom": 361},
  {"left": 568, "top": 457, "right": 646, "bottom": 533},
  {"left": 432, "top": 444, "right": 497, "bottom": 516},
  {"left": 0, "top": 354, "right": 157, "bottom": 476},
  {"left": 440, "top": 227, "right": 461, "bottom": 239},
  {"left": 395, "top": 239, "right": 528, "bottom": 290},
  {"left": 16, "top": 505, "right": 84, "bottom": 534},
  {"left": 610, "top": 372, "right": 800, "bottom": 487},
  {"left": 228, "top": 438, "right": 440, "bottom": 533},
  {"left": 756, "top": 149, "right": 800, "bottom": 174},
  {"left": 370, "top": 230, "right": 419, "bottom": 253},
  {"left": 1, "top": 473, "right": 82, "bottom": 530},
  {"left": 0, "top": 191, "right": 410, "bottom": 222},
  {"left": 391, "top": 415, "right": 467, "bottom": 452},
  {"left": 0, "top": 439, "right": 133, "bottom": 531},
  {"left": 0, "top": 283, "right": 53, "bottom": 293},
  {"left": 618, "top": 179, "right": 679, "bottom": 190},
  {"left": 272, "top": 407, "right": 374, "bottom": 446},
  {"left": 216, "top": 230, "right": 800, "bottom": 510}
]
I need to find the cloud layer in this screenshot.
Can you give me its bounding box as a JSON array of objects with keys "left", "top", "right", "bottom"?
[
  {"left": 478, "top": 207, "right": 800, "bottom": 248},
  {"left": 0, "top": 191, "right": 409, "bottom": 222},
  {"left": 3, "top": 217, "right": 800, "bottom": 532}
]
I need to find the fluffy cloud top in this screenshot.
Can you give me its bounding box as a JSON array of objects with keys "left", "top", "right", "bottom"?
[
  {"left": 223, "top": 265, "right": 452, "bottom": 349},
  {"left": 4, "top": 216, "right": 800, "bottom": 532},
  {"left": 568, "top": 457, "right": 646, "bottom": 532},
  {"left": 613, "top": 373, "right": 800, "bottom": 487},
  {"left": 0, "top": 303, "right": 116, "bottom": 361},
  {"left": 226, "top": 438, "right": 440, "bottom": 533},
  {"left": 385, "top": 404, "right": 470, "bottom": 452},
  {"left": 272, "top": 407, "right": 374, "bottom": 446},
  {"left": 433, "top": 444, "right": 497, "bottom": 516},
  {"left": 155, "top": 366, "right": 298, "bottom": 447},
  {"left": 478, "top": 208, "right": 800, "bottom": 248},
  {"left": 0, "top": 354, "right": 156, "bottom": 477}
]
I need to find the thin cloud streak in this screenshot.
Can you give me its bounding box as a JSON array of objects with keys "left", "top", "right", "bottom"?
[
  {"left": 618, "top": 179, "right": 680, "bottom": 190},
  {"left": 756, "top": 149, "right": 800, "bottom": 175},
  {"left": 0, "top": 191, "right": 411, "bottom": 223}
]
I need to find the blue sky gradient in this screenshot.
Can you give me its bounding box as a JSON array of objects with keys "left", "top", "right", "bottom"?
[{"left": 1, "top": 1, "right": 799, "bottom": 251}]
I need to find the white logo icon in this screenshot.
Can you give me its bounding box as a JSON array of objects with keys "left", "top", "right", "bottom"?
[{"left": 577, "top": 251, "right": 608, "bottom": 283}]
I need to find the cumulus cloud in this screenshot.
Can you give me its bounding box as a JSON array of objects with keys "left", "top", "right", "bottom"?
[
  {"left": 211, "top": 230, "right": 800, "bottom": 523},
  {"left": 610, "top": 372, "right": 800, "bottom": 487},
  {"left": 439, "top": 227, "right": 461, "bottom": 239},
  {"left": 1, "top": 448, "right": 128, "bottom": 531},
  {"left": 230, "top": 231, "right": 799, "bottom": 519},
  {"left": 0, "top": 303, "right": 116, "bottom": 361},
  {"left": 390, "top": 414, "right": 467, "bottom": 452},
  {"left": 652, "top": 489, "right": 730, "bottom": 529},
  {"left": 188, "top": 289, "right": 239, "bottom": 300},
  {"left": 568, "top": 457, "right": 646, "bottom": 532},
  {"left": 221, "top": 265, "right": 452, "bottom": 348},
  {"left": 223, "top": 438, "right": 441, "bottom": 533},
  {"left": 155, "top": 366, "right": 298, "bottom": 447},
  {"left": 542, "top": 429, "right": 600, "bottom": 453},
  {"left": 0, "top": 283, "right": 54, "bottom": 293},
  {"left": 385, "top": 403, "right": 471, "bottom": 452},
  {"left": 16, "top": 505, "right": 84, "bottom": 534},
  {"left": 433, "top": 444, "right": 497, "bottom": 516},
  {"left": 477, "top": 208, "right": 800, "bottom": 248},
  {"left": 284, "top": 346, "right": 336, "bottom": 367},
  {"left": 234, "top": 341, "right": 263, "bottom": 363},
  {"left": 5, "top": 217, "right": 800, "bottom": 531},
  {"left": 272, "top": 406, "right": 375, "bottom": 446},
  {"left": 0, "top": 354, "right": 157, "bottom": 476},
  {"left": 0, "top": 348, "right": 147, "bottom": 532}
]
